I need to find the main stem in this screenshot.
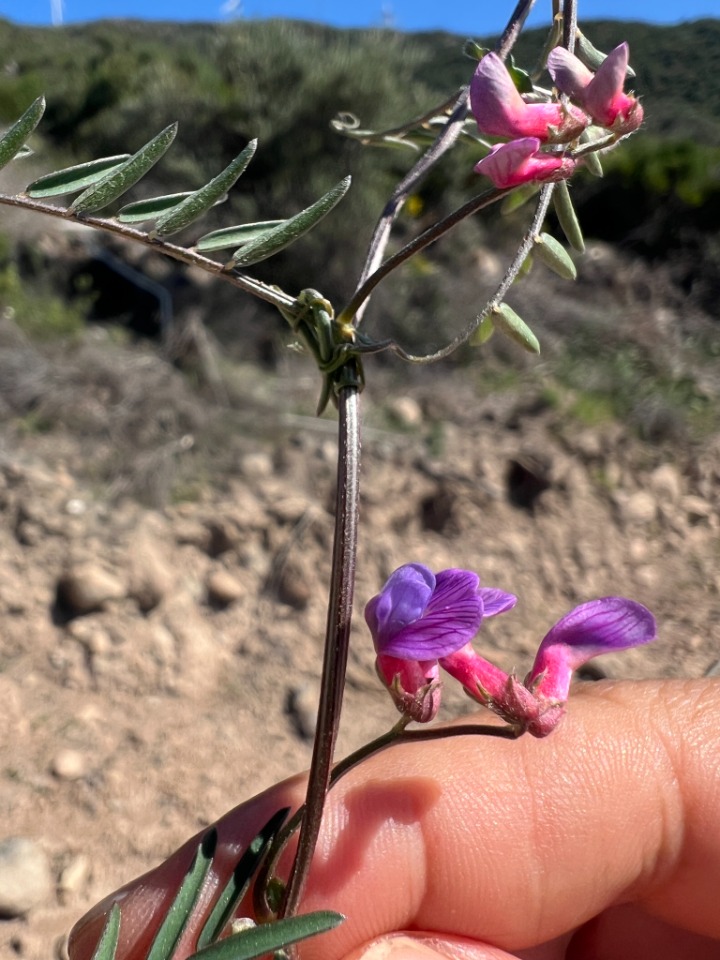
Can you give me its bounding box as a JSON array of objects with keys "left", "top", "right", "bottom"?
[{"left": 280, "top": 385, "right": 361, "bottom": 918}]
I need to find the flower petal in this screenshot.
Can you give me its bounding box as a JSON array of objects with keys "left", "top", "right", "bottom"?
[
  {"left": 365, "top": 563, "right": 435, "bottom": 650},
  {"left": 479, "top": 587, "right": 518, "bottom": 617},
  {"left": 474, "top": 138, "right": 574, "bottom": 190},
  {"left": 583, "top": 43, "right": 630, "bottom": 125},
  {"left": 471, "top": 52, "right": 586, "bottom": 142},
  {"left": 381, "top": 568, "right": 483, "bottom": 659},
  {"left": 536, "top": 596, "right": 656, "bottom": 662},
  {"left": 547, "top": 46, "right": 595, "bottom": 100},
  {"left": 528, "top": 597, "right": 656, "bottom": 701},
  {"left": 470, "top": 52, "right": 528, "bottom": 137}
]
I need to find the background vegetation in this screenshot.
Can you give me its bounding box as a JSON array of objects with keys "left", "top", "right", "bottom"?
[{"left": 0, "top": 16, "right": 718, "bottom": 473}]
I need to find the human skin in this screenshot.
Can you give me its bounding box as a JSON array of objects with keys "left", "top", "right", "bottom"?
[{"left": 69, "top": 679, "right": 720, "bottom": 960}]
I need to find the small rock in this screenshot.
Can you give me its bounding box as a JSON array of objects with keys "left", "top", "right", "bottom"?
[
  {"left": 239, "top": 451, "right": 274, "bottom": 480},
  {"left": 682, "top": 495, "right": 712, "bottom": 523},
  {"left": 275, "top": 561, "right": 311, "bottom": 610},
  {"left": 0, "top": 837, "right": 53, "bottom": 918},
  {"left": 127, "top": 536, "right": 175, "bottom": 612},
  {"left": 285, "top": 685, "right": 317, "bottom": 741},
  {"left": 206, "top": 568, "right": 244, "bottom": 607},
  {"left": 58, "top": 854, "right": 91, "bottom": 904},
  {"left": 387, "top": 396, "right": 423, "bottom": 429},
  {"left": 616, "top": 491, "right": 657, "bottom": 525},
  {"left": 50, "top": 748, "right": 86, "bottom": 781},
  {"left": 649, "top": 463, "right": 683, "bottom": 502},
  {"left": 57, "top": 563, "right": 125, "bottom": 615}
]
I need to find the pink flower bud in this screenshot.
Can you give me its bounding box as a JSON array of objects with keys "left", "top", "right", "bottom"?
[
  {"left": 474, "top": 138, "right": 577, "bottom": 190},
  {"left": 547, "top": 43, "right": 643, "bottom": 135},
  {"left": 471, "top": 53, "right": 588, "bottom": 143}
]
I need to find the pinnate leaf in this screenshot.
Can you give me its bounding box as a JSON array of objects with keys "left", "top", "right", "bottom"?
[
  {"left": 187, "top": 911, "right": 344, "bottom": 960},
  {"left": 146, "top": 829, "right": 216, "bottom": 960},
  {"left": 195, "top": 221, "right": 285, "bottom": 253},
  {"left": 0, "top": 96, "right": 45, "bottom": 171},
  {"left": 70, "top": 123, "right": 178, "bottom": 214},
  {"left": 154, "top": 139, "right": 257, "bottom": 236},
  {"left": 196, "top": 807, "right": 289, "bottom": 949},
  {"left": 27, "top": 155, "right": 131, "bottom": 198},
  {"left": 117, "top": 192, "right": 194, "bottom": 223},
  {"left": 553, "top": 180, "right": 585, "bottom": 253},
  {"left": 230, "top": 176, "right": 351, "bottom": 267},
  {"left": 90, "top": 903, "right": 121, "bottom": 960},
  {"left": 533, "top": 232, "right": 577, "bottom": 280},
  {"left": 492, "top": 302, "right": 540, "bottom": 354}
]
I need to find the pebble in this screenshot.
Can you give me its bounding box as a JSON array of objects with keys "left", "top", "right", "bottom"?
[
  {"left": 58, "top": 854, "right": 91, "bottom": 904},
  {"left": 50, "top": 748, "right": 86, "bottom": 781},
  {"left": 206, "top": 568, "right": 244, "bottom": 607},
  {"left": 58, "top": 563, "right": 125, "bottom": 615},
  {"left": 0, "top": 837, "right": 52, "bottom": 918},
  {"left": 649, "top": 463, "right": 683, "bottom": 502},
  {"left": 238, "top": 451, "right": 274, "bottom": 479},
  {"left": 616, "top": 491, "right": 657, "bottom": 525},
  {"left": 387, "top": 396, "right": 423, "bottom": 429}
]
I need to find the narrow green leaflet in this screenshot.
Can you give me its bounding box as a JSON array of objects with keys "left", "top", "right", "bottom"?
[
  {"left": 533, "top": 232, "right": 577, "bottom": 280},
  {"left": 188, "top": 911, "right": 344, "bottom": 960},
  {"left": 196, "top": 807, "right": 290, "bottom": 950},
  {"left": 90, "top": 903, "right": 121, "bottom": 960},
  {"left": 0, "top": 96, "right": 45, "bottom": 172},
  {"left": 492, "top": 303, "right": 540, "bottom": 354},
  {"left": 471, "top": 313, "right": 495, "bottom": 346},
  {"left": 26, "top": 155, "right": 132, "bottom": 199},
  {"left": 230, "top": 176, "right": 351, "bottom": 267},
  {"left": 146, "top": 829, "right": 217, "bottom": 960},
  {"left": 70, "top": 123, "right": 178, "bottom": 214},
  {"left": 117, "top": 192, "right": 194, "bottom": 223},
  {"left": 195, "top": 221, "right": 285, "bottom": 253},
  {"left": 553, "top": 180, "right": 585, "bottom": 253},
  {"left": 154, "top": 139, "right": 257, "bottom": 237}
]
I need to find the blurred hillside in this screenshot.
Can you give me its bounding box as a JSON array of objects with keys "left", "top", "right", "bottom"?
[{"left": 0, "top": 16, "right": 718, "bottom": 445}]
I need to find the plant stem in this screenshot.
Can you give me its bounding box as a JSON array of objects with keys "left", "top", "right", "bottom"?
[{"left": 280, "top": 385, "right": 362, "bottom": 920}]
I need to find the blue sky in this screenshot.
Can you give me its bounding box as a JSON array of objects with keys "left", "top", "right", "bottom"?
[{"left": 2, "top": 0, "right": 719, "bottom": 33}]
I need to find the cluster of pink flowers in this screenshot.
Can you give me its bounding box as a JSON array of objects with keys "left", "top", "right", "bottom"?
[
  {"left": 472, "top": 43, "right": 642, "bottom": 190},
  {"left": 366, "top": 563, "right": 655, "bottom": 737}
]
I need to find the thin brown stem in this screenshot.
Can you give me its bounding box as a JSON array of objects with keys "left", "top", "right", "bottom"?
[
  {"left": 338, "top": 185, "right": 507, "bottom": 327},
  {"left": 279, "top": 385, "right": 362, "bottom": 920},
  {"left": 0, "top": 191, "right": 296, "bottom": 314}
]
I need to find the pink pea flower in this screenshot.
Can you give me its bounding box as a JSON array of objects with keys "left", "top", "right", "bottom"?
[
  {"left": 474, "top": 137, "right": 577, "bottom": 189},
  {"left": 366, "top": 564, "right": 656, "bottom": 737},
  {"left": 471, "top": 52, "right": 588, "bottom": 143},
  {"left": 547, "top": 42, "right": 643, "bottom": 135}
]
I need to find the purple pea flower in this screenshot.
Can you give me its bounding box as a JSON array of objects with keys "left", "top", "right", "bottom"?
[
  {"left": 366, "top": 563, "right": 516, "bottom": 723},
  {"left": 547, "top": 43, "right": 643, "bottom": 135},
  {"left": 474, "top": 137, "right": 577, "bottom": 189},
  {"left": 470, "top": 52, "right": 588, "bottom": 143},
  {"left": 366, "top": 564, "right": 656, "bottom": 737}
]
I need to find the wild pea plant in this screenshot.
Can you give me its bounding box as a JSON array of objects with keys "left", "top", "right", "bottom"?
[{"left": 0, "top": 1, "right": 654, "bottom": 958}]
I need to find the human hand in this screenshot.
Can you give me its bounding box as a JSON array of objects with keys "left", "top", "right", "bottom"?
[{"left": 69, "top": 679, "right": 720, "bottom": 960}]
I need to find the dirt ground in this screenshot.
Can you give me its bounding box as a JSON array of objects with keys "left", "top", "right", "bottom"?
[{"left": 1, "top": 300, "right": 719, "bottom": 959}]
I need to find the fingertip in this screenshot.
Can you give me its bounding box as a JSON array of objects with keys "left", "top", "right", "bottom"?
[{"left": 347, "top": 934, "right": 521, "bottom": 960}]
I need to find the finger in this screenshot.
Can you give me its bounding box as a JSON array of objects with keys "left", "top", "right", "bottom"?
[{"left": 69, "top": 679, "right": 720, "bottom": 960}]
